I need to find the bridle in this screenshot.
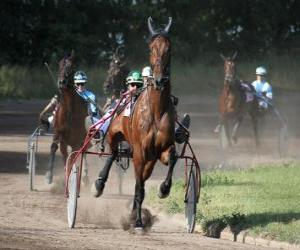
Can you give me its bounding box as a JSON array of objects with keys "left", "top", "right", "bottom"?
[
  {"left": 224, "top": 60, "right": 236, "bottom": 84},
  {"left": 148, "top": 17, "right": 172, "bottom": 90},
  {"left": 221, "top": 52, "right": 238, "bottom": 85},
  {"left": 150, "top": 40, "right": 170, "bottom": 90},
  {"left": 58, "top": 57, "right": 75, "bottom": 89}
]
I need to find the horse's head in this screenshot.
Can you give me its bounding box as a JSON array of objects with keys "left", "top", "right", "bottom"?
[
  {"left": 57, "top": 51, "right": 76, "bottom": 89},
  {"left": 148, "top": 17, "right": 172, "bottom": 89},
  {"left": 104, "top": 49, "right": 128, "bottom": 95},
  {"left": 221, "top": 51, "right": 238, "bottom": 85}
]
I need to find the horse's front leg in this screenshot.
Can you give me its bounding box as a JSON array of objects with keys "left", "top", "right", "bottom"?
[
  {"left": 223, "top": 116, "right": 232, "bottom": 147},
  {"left": 231, "top": 115, "right": 243, "bottom": 144},
  {"left": 158, "top": 145, "right": 177, "bottom": 199},
  {"left": 60, "top": 140, "right": 69, "bottom": 165},
  {"left": 81, "top": 154, "right": 89, "bottom": 186},
  {"left": 131, "top": 148, "right": 146, "bottom": 229},
  {"left": 133, "top": 177, "right": 145, "bottom": 229},
  {"left": 45, "top": 134, "right": 59, "bottom": 184}
]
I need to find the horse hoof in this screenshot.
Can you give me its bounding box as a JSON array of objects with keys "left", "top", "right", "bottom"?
[
  {"left": 134, "top": 226, "right": 144, "bottom": 235},
  {"left": 214, "top": 125, "right": 220, "bottom": 133},
  {"left": 45, "top": 171, "right": 53, "bottom": 184},
  {"left": 134, "top": 219, "right": 144, "bottom": 231},
  {"left": 158, "top": 181, "right": 171, "bottom": 199},
  {"left": 232, "top": 135, "right": 238, "bottom": 144},
  {"left": 91, "top": 178, "right": 105, "bottom": 198}
]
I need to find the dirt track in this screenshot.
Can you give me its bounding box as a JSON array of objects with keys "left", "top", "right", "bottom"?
[{"left": 0, "top": 93, "right": 299, "bottom": 249}]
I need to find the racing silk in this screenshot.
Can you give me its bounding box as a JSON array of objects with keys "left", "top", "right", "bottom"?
[
  {"left": 77, "top": 90, "right": 99, "bottom": 118},
  {"left": 251, "top": 80, "right": 273, "bottom": 109},
  {"left": 240, "top": 82, "right": 254, "bottom": 103}
]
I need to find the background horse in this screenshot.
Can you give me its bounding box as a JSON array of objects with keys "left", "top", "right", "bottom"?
[
  {"left": 44, "top": 52, "right": 89, "bottom": 184},
  {"left": 92, "top": 17, "right": 176, "bottom": 229},
  {"left": 103, "top": 49, "right": 130, "bottom": 98},
  {"left": 218, "top": 52, "right": 260, "bottom": 146}
]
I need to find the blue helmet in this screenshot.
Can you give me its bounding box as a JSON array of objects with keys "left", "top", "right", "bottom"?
[{"left": 74, "top": 71, "right": 87, "bottom": 84}]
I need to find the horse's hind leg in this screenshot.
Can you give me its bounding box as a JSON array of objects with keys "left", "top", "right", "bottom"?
[
  {"left": 223, "top": 117, "right": 232, "bottom": 147},
  {"left": 158, "top": 145, "right": 177, "bottom": 199},
  {"left": 251, "top": 114, "right": 260, "bottom": 146},
  {"left": 231, "top": 115, "right": 243, "bottom": 144},
  {"left": 92, "top": 154, "right": 116, "bottom": 197},
  {"left": 45, "top": 134, "right": 59, "bottom": 184}
]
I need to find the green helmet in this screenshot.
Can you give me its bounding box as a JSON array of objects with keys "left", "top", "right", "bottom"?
[{"left": 126, "top": 70, "right": 143, "bottom": 87}]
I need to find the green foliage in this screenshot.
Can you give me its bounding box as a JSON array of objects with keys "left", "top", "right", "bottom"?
[
  {"left": 0, "top": 64, "right": 108, "bottom": 99},
  {"left": 0, "top": 1, "right": 299, "bottom": 65},
  {"left": 1, "top": 52, "right": 299, "bottom": 99},
  {"left": 201, "top": 171, "right": 234, "bottom": 187},
  {"left": 0, "top": 65, "right": 55, "bottom": 99},
  {"left": 146, "top": 162, "right": 300, "bottom": 244}
]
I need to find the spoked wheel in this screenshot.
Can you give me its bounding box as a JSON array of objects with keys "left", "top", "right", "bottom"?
[
  {"left": 185, "top": 166, "right": 197, "bottom": 233},
  {"left": 67, "top": 164, "right": 78, "bottom": 228},
  {"left": 219, "top": 124, "right": 229, "bottom": 150},
  {"left": 278, "top": 124, "right": 289, "bottom": 157}
]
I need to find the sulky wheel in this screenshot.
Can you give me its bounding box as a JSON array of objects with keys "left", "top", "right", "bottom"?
[
  {"left": 67, "top": 164, "right": 78, "bottom": 228},
  {"left": 185, "top": 166, "right": 197, "bottom": 233}
]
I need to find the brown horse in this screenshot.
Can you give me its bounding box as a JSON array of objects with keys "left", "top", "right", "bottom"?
[
  {"left": 92, "top": 17, "right": 175, "bottom": 229},
  {"left": 103, "top": 49, "right": 130, "bottom": 97},
  {"left": 217, "top": 52, "right": 259, "bottom": 147},
  {"left": 44, "top": 52, "right": 89, "bottom": 184}
]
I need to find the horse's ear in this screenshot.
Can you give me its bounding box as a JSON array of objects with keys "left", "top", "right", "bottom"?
[
  {"left": 231, "top": 51, "right": 238, "bottom": 60},
  {"left": 220, "top": 54, "right": 226, "bottom": 61},
  {"left": 164, "top": 17, "right": 172, "bottom": 33},
  {"left": 148, "top": 17, "right": 157, "bottom": 37}
]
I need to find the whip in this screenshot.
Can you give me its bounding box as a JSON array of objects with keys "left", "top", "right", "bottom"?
[{"left": 44, "top": 62, "right": 57, "bottom": 87}]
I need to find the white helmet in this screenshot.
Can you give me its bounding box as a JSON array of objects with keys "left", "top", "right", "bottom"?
[
  {"left": 255, "top": 66, "right": 267, "bottom": 76},
  {"left": 74, "top": 71, "right": 87, "bottom": 84},
  {"left": 142, "top": 66, "right": 152, "bottom": 77}
]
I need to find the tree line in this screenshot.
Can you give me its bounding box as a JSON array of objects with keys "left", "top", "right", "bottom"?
[{"left": 0, "top": 0, "right": 299, "bottom": 66}]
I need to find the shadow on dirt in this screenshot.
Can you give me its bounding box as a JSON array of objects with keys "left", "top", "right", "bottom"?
[
  {"left": 0, "top": 151, "right": 61, "bottom": 174},
  {"left": 205, "top": 211, "right": 300, "bottom": 238}
]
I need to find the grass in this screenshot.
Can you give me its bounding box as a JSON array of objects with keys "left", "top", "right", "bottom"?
[
  {"left": 0, "top": 53, "right": 300, "bottom": 99},
  {"left": 146, "top": 162, "right": 300, "bottom": 244}
]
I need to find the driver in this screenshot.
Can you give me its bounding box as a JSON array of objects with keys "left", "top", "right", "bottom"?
[
  {"left": 91, "top": 70, "right": 144, "bottom": 146},
  {"left": 251, "top": 66, "right": 273, "bottom": 113}
]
